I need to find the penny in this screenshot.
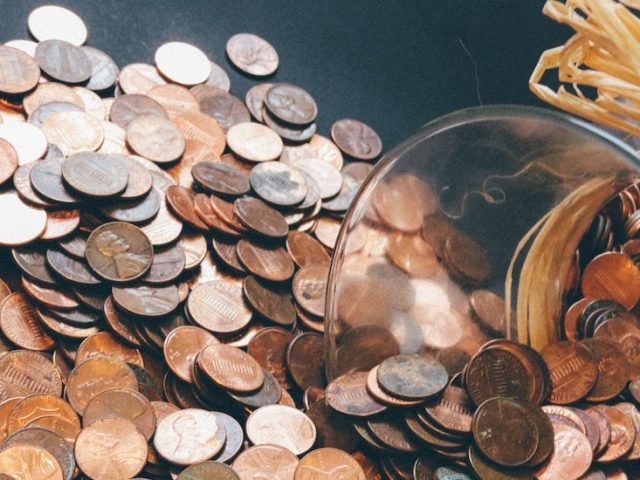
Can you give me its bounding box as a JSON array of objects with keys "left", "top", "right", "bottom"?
[
  {"left": 37, "top": 308, "right": 99, "bottom": 339},
  {"left": 226, "top": 122, "right": 283, "bottom": 162},
  {"left": 228, "top": 368, "right": 282, "bottom": 408},
  {"left": 234, "top": 196, "right": 288, "bottom": 238},
  {"left": 594, "top": 317, "right": 640, "bottom": 379},
  {"left": 23, "top": 83, "right": 84, "bottom": 116},
  {"left": 245, "top": 83, "right": 273, "bottom": 122},
  {"left": 226, "top": 33, "right": 279, "bottom": 76},
  {"left": 309, "top": 134, "right": 345, "bottom": 170},
  {"left": 0, "top": 139, "right": 18, "bottom": 185},
  {"left": 467, "top": 447, "right": 533, "bottom": 480},
  {"left": 0, "top": 350, "right": 63, "bottom": 400},
  {"left": 541, "top": 341, "right": 598, "bottom": 404},
  {"left": 0, "top": 122, "right": 48, "bottom": 165},
  {"left": 197, "top": 343, "right": 264, "bottom": 392},
  {"left": 172, "top": 110, "right": 226, "bottom": 159},
  {"left": 595, "top": 405, "right": 635, "bottom": 462},
  {"left": 0, "top": 292, "right": 55, "bottom": 351},
  {"left": 6, "top": 394, "right": 80, "bottom": 439},
  {"left": 28, "top": 5, "right": 87, "bottom": 45},
  {"left": 41, "top": 210, "right": 81, "bottom": 241},
  {"left": 13, "top": 161, "right": 53, "bottom": 208},
  {"left": 208, "top": 411, "right": 244, "bottom": 463},
  {"left": 468, "top": 289, "right": 507, "bottom": 337},
  {"left": 166, "top": 185, "right": 209, "bottom": 230},
  {"left": 206, "top": 61, "right": 231, "bottom": 91},
  {"left": 613, "top": 402, "right": 640, "bottom": 460},
  {"left": 42, "top": 110, "right": 105, "bottom": 157},
  {"left": 236, "top": 239, "right": 295, "bottom": 282},
  {"left": 210, "top": 195, "right": 247, "bottom": 232},
  {"left": 284, "top": 156, "right": 342, "bottom": 200},
  {"left": 0, "top": 445, "right": 63, "bottom": 480},
  {"left": 21, "top": 277, "right": 78, "bottom": 310},
  {"left": 232, "top": 444, "right": 299, "bottom": 480},
  {"left": 82, "top": 387, "right": 156, "bottom": 440},
  {"left": 262, "top": 108, "right": 318, "bottom": 142},
  {"left": 265, "top": 84, "right": 317, "bottom": 125},
  {"left": 250, "top": 161, "right": 307, "bottom": 206},
  {"left": 326, "top": 371, "right": 387, "bottom": 417},
  {"left": 243, "top": 276, "right": 296, "bottom": 327},
  {"left": 331, "top": 119, "right": 383, "bottom": 160},
  {"left": 190, "top": 85, "right": 251, "bottom": 132},
  {"left": 109, "top": 94, "right": 168, "bottom": 128},
  {"left": 85, "top": 222, "right": 153, "bottom": 282},
  {"left": 97, "top": 120, "right": 126, "bottom": 155},
  {"left": 180, "top": 233, "right": 209, "bottom": 269},
  {"left": 141, "top": 201, "right": 183, "bottom": 246},
  {"left": 75, "top": 417, "right": 147, "bottom": 480},
  {"left": 28, "top": 101, "right": 84, "bottom": 128},
  {"left": 66, "top": 356, "right": 138, "bottom": 414},
  {"left": 178, "top": 461, "right": 240, "bottom": 480},
  {"left": 0, "top": 46, "right": 40, "bottom": 94},
  {"left": 194, "top": 193, "right": 242, "bottom": 236},
  {"left": 0, "top": 192, "right": 46, "bottom": 246},
  {"left": 377, "top": 354, "right": 448, "bottom": 400},
  {"left": 30, "top": 159, "right": 80, "bottom": 205},
  {"left": 366, "top": 366, "right": 423, "bottom": 407},
  {"left": 154, "top": 408, "right": 225, "bottom": 465},
  {"left": 287, "top": 332, "right": 327, "bottom": 390},
  {"left": 118, "top": 63, "right": 167, "bottom": 95},
  {"left": 74, "top": 86, "right": 106, "bottom": 119},
  {"left": 246, "top": 405, "right": 316, "bottom": 455},
  {"left": 76, "top": 331, "right": 143, "bottom": 366},
  {"left": 386, "top": 232, "right": 440, "bottom": 278},
  {"left": 582, "top": 252, "right": 640, "bottom": 309},
  {"left": 46, "top": 248, "right": 101, "bottom": 286},
  {"left": 323, "top": 172, "right": 360, "bottom": 213},
  {"left": 35, "top": 39, "right": 91, "bottom": 83},
  {"left": 82, "top": 46, "right": 119, "bottom": 91},
  {"left": 295, "top": 448, "right": 365, "bottom": 480},
  {"left": 581, "top": 338, "right": 629, "bottom": 402},
  {"left": 472, "top": 397, "right": 539, "bottom": 467},
  {"left": 101, "top": 188, "right": 161, "bottom": 224},
  {"left": 3, "top": 428, "right": 74, "bottom": 480},
  {"left": 112, "top": 284, "right": 180, "bottom": 318},
  {"left": 247, "top": 327, "right": 294, "bottom": 389},
  {"left": 163, "top": 326, "right": 218, "bottom": 383},
  {"left": 191, "top": 161, "right": 250, "bottom": 197},
  {"left": 127, "top": 114, "right": 186, "bottom": 163},
  {"left": 62, "top": 152, "right": 128, "bottom": 198},
  {"left": 155, "top": 41, "right": 211, "bottom": 86},
  {"left": 286, "top": 231, "right": 330, "bottom": 268},
  {"left": 142, "top": 243, "right": 185, "bottom": 284},
  {"left": 188, "top": 280, "right": 253, "bottom": 335},
  {"left": 293, "top": 265, "right": 328, "bottom": 317}
]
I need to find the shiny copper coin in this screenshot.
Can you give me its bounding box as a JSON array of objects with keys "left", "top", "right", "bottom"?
[
  {"left": 295, "top": 448, "right": 366, "bottom": 480},
  {"left": 582, "top": 252, "right": 640, "bottom": 309},
  {"left": 155, "top": 41, "right": 211, "bottom": 86},
  {"left": 76, "top": 331, "right": 143, "bottom": 366},
  {"left": 581, "top": 338, "right": 629, "bottom": 402},
  {"left": 30, "top": 159, "right": 80, "bottom": 205},
  {"left": 188, "top": 280, "right": 252, "bottom": 335},
  {"left": 377, "top": 354, "right": 448, "bottom": 400},
  {"left": 109, "top": 93, "right": 168, "bottom": 128},
  {"left": 82, "top": 46, "right": 119, "bottom": 91},
  {"left": 66, "top": 356, "right": 138, "bottom": 414},
  {"left": 0, "top": 398, "right": 20, "bottom": 443},
  {"left": 3, "top": 428, "right": 74, "bottom": 480},
  {"left": 246, "top": 405, "right": 316, "bottom": 455},
  {"left": 85, "top": 222, "right": 153, "bottom": 282},
  {"left": 234, "top": 196, "right": 288, "bottom": 238},
  {"left": 386, "top": 232, "right": 440, "bottom": 278},
  {"left": 226, "top": 33, "right": 279, "bottom": 76},
  {"left": 148, "top": 83, "right": 200, "bottom": 117},
  {"left": 21, "top": 277, "right": 78, "bottom": 310},
  {"left": 190, "top": 85, "right": 250, "bottom": 132},
  {"left": 286, "top": 231, "right": 330, "bottom": 268},
  {"left": 0, "top": 292, "right": 55, "bottom": 351},
  {"left": 118, "top": 63, "right": 166, "bottom": 95},
  {"left": 0, "top": 192, "right": 47, "bottom": 246},
  {"left": 541, "top": 341, "right": 598, "bottom": 404},
  {"left": 180, "top": 232, "right": 209, "bottom": 269},
  {"left": 594, "top": 405, "right": 635, "bottom": 462},
  {"left": 194, "top": 193, "right": 241, "bottom": 236},
  {"left": 6, "top": 394, "right": 79, "bottom": 438},
  {"left": 172, "top": 110, "right": 226, "bottom": 159},
  {"left": 154, "top": 408, "right": 225, "bottom": 466},
  {"left": 112, "top": 284, "right": 180, "bottom": 318},
  {"left": 0, "top": 445, "right": 63, "bottom": 480},
  {"left": 0, "top": 45, "right": 40, "bottom": 94},
  {"left": 265, "top": 83, "right": 317, "bottom": 125},
  {"left": 236, "top": 238, "right": 294, "bottom": 282},
  {"left": 75, "top": 417, "right": 147, "bottom": 480},
  {"left": 127, "top": 114, "right": 186, "bottom": 164},
  {"left": 210, "top": 194, "right": 247, "bottom": 232},
  {"left": 246, "top": 328, "right": 294, "bottom": 390},
  {"left": 594, "top": 317, "right": 640, "bottom": 379},
  {"left": 226, "top": 122, "right": 283, "bottom": 162},
  {"left": 163, "top": 325, "right": 219, "bottom": 383},
  {"left": 62, "top": 152, "right": 128, "bottom": 198},
  {"left": 243, "top": 276, "right": 296, "bottom": 327},
  {"left": 0, "top": 139, "right": 18, "bottom": 185},
  {"left": 326, "top": 371, "right": 387, "bottom": 417},
  {"left": 177, "top": 461, "right": 240, "bottom": 480},
  {"left": 232, "top": 444, "right": 299, "bottom": 480},
  {"left": 41, "top": 210, "right": 81, "bottom": 241},
  {"left": 197, "top": 343, "right": 264, "bottom": 392},
  {"left": 331, "top": 118, "right": 383, "bottom": 160},
  {"left": 35, "top": 39, "right": 91, "bottom": 83},
  {"left": 166, "top": 185, "right": 209, "bottom": 230},
  {"left": 191, "top": 161, "right": 250, "bottom": 197},
  {"left": 0, "top": 350, "right": 62, "bottom": 400},
  {"left": 41, "top": 111, "right": 104, "bottom": 157},
  {"left": 250, "top": 161, "right": 307, "bottom": 206},
  {"left": 293, "top": 265, "right": 328, "bottom": 317}
]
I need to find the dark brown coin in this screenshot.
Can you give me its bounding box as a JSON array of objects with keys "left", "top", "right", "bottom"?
[
  {"left": 233, "top": 196, "right": 288, "bottom": 238},
  {"left": 582, "top": 252, "right": 640, "bottom": 309},
  {"left": 37, "top": 309, "right": 99, "bottom": 339},
  {"left": 103, "top": 297, "right": 143, "bottom": 348},
  {"left": 197, "top": 343, "right": 264, "bottom": 393},
  {"left": 191, "top": 85, "right": 251, "bottom": 132},
  {"left": 0, "top": 292, "right": 56, "bottom": 351},
  {"left": 594, "top": 317, "right": 640, "bottom": 379},
  {"left": 112, "top": 284, "right": 180, "bottom": 318},
  {"left": 366, "top": 412, "right": 420, "bottom": 453},
  {"left": 467, "top": 446, "right": 534, "bottom": 480},
  {"left": 178, "top": 461, "right": 240, "bottom": 480},
  {"left": 12, "top": 246, "right": 57, "bottom": 285},
  {"left": 109, "top": 93, "right": 168, "bottom": 128},
  {"left": 62, "top": 152, "right": 129, "bottom": 198},
  {"left": 286, "top": 231, "right": 330, "bottom": 268},
  {"left": 0, "top": 45, "right": 40, "bottom": 94},
  {"left": 188, "top": 280, "right": 252, "bottom": 335},
  {"left": 265, "top": 83, "right": 317, "bottom": 125},
  {"left": 82, "top": 46, "right": 119, "bottom": 91},
  {"left": 47, "top": 248, "right": 101, "bottom": 285},
  {"left": 101, "top": 188, "right": 161, "bottom": 224},
  {"left": 72, "top": 285, "right": 109, "bottom": 312},
  {"left": 228, "top": 368, "right": 282, "bottom": 408},
  {"left": 262, "top": 107, "right": 317, "bottom": 142},
  {"left": 292, "top": 265, "right": 328, "bottom": 317},
  {"left": 469, "top": 289, "right": 507, "bottom": 336},
  {"left": 191, "top": 161, "right": 250, "bottom": 196},
  {"left": 331, "top": 118, "right": 383, "bottom": 160},
  {"left": 141, "top": 243, "right": 185, "bottom": 285},
  {"left": 250, "top": 161, "right": 307, "bottom": 206},
  {"left": 35, "top": 39, "right": 91, "bottom": 83},
  {"left": 423, "top": 385, "right": 474, "bottom": 434},
  {"left": 306, "top": 399, "right": 359, "bottom": 451},
  {"left": 247, "top": 327, "right": 294, "bottom": 389},
  {"left": 85, "top": 222, "right": 153, "bottom": 282},
  {"left": 57, "top": 234, "right": 87, "bottom": 259},
  {"left": 541, "top": 341, "right": 598, "bottom": 404},
  {"left": 166, "top": 185, "right": 209, "bottom": 230},
  {"left": 243, "top": 276, "right": 296, "bottom": 327},
  {"left": 444, "top": 230, "right": 491, "bottom": 286},
  {"left": 325, "top": 371, "right": 387, "bottom": 417},
  {"left": 126, "top": 114, "right": 186, "bottom": 164},
  {"left": 377, "top": 354, "right": 447, "bottom": 400},
  {"left": 236, "top": 239, "right": 294, "bottom": 282},
  {"left": 212, "top": 238, "right": 246, "bottom": 273},
  {"left": 581, "top": 338, "right": 629, "bottom": 402},
  {"left": 193, "top": 193, "right": 241, "bottom": 236},
  {"left": 30, "top": 158, "right": 80, "bottom": 205},
  {"left": 245, "top": 83, "right": 273, "bottom": 121},
  {"left": 472, "top": 397, "right": 539, "bottom": 467}
]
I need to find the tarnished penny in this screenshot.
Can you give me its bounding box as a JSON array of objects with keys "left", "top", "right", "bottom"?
[
  {"left": 366, "top": 366, "right": 423, "bottom": 407},
  {"left": 582, "top": 252, "right": 640, "bottom": 309},
  {"left": 0, "top": 292, "right": 55, "bottom": 351},
  {"left": 126, "top": 114, "right": 186, "bottom": 164},
  {"left": 234, "top": 196, "right": 288, "bottom": 238},
  {"left": 286, "top": 231, "right": 330, "bottom": 268},
  {"left": 142, "top": 243, "right": 185, "bottom": 284},
  {"left": 191, "top": 161, "right": 250, "bottom": 197},
  {"left": 30, "top": 159, "right": 80, "bottom": 205},
  {"left": 0, "top": 192, "right": 46, "bottom": 246},
  {"left": 62, "top": 152, "right": 128, "bottom": 198},
  {"left": 41, "top": 111, "right": 104, "bottom": 157},
  {"left": 243, "top": 276, "right": 296, "bottom": 327},
  {"left": 250, "top": 161, "right": 307, "bottom": 206},
  {"left": 155, "top": 42, "right": 211, "bottom": 86},
  {"left": 13, "top": 161, "right": 55, "bottom": 208},
  {"left": 236, "top": 239, "right": 294, "bottom": 282},
  {"left": 166, "top": 185, "right": 209, "bottom": 230},
  {"left": 209, "top": 411, "right": 244, "bottom": 463},
  {"left": 265, "top": 84, "right": 317, "bottom": 125},
  {"left": 326, "top": 371, "right": 387, "bottom": 417},
  {"left": 164, "top": 326, "right": 218, "bottom": 383},
  {"left": 541, "top": 341, "right": 598, "bottom": 404},
  {"left": 0, "top": 350, "right": 62, "bottom": 400},
  {"left": 28, "top": 5, "right": 87, "bottom": 45},
  {"left": 74, "top": 417, "right": 147, "bottom": 480},
  {"left": 331, "top": 118, "right": 383, "bottom": 160},
  {"left": 0, "top": 445, "right": 63, "bottom": 480},
  {"left": 35, "top": 39, "right": 91, "bottom": 84},
  {"left": 154, "top": 408, "right": 225, "bottom": 465},
  {"left": 247, "top": 327, "right": 294, "bottom": 389},
  {"left": 46, "top": 248, "right": 101, "bottom": 285},
  {"left": 246, "top": 405, "right": 316, "bottom": 455},
  {"left": 197, "top": 343, "right": 264, "bottom": 392},
  {"left": 0, "top": 46, "right": 40, "bottom": 94},
  {"left": 3, "top": 428, "right": 74, "bottom": 480},
  {"left": 190, "top": 85, "right": 250, "bottom": 132},
  {"left": 295, "top": 448, "right": 366, "bottom": 480},
  {"left": 178, "top": 461, "right": 240, "bottom": 480},
  {"left": 109, "top": 93, "right": 168, "bottom": 128},
  {"left": 377, "top": 354, "right": 448, "bottom": 400},
  {"left": 112, "top": 284, "right": 180, "bottom": 318},
  {"left": 188, "top": 280, "right": 253, "bottom": 335},
  {"left": 232, "top": 445, "right": 299, "bottom": 480},
  {"left": 226, "top": 122, "right": 283, "bottom": 162},
  {"left": 262, "top": 108, "right": 317, "bottom": 142},
  {"left": 226, "top": 33, "right": 279, "bottom": 76},
  {"left": 101, "top": 188, "right": 161, "bottom": 224},
  {"left": 581, "top": 338, "right": 629, "bottom": 402},
  {"left": 85, "top": 222, "right": 153, "bottom": 282},
  {"left": 82, "top": 46, "right": 119, "bottom": 91}
]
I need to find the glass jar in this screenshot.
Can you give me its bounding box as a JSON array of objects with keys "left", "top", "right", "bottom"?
[{"left": 325, "top": 105, "right": 640, "bottom": 380}]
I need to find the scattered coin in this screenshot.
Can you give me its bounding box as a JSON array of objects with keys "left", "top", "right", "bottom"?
[
  {"left": 155, "top": 41, "right": 212, "bottom": 86},
  {"left": 126, "top": 114, "right": 186, "bottom": 163},
  {"left": 250, "top": 161, "right": 307, "bottom": 206},
  {"left": 35, "top": 39, "right": 92, "bottom": 84},
  {"left": 28, "top": 5, "right": 88, "bottom": 45},
  {"left": 331, "top": 118, "right": 383, "bottom": 160},
  {"left": 246, "top": 405, "right": 316, "bottom": 455},
  {"left": 197, "top": 343, "right": 264, "bottom": 392},
  {"left": 0, "top": 445, "right": 63, "bottom": 480},
  {"left": 265, "top": 84, "right": 317, "bottom": 125},
  {"left": 62, "top": 152, "right": 129, "bottom": 198},
  {"left": 226, "top": 33, "right": 279, "bottom": 76},
  {"left": 0, "top": 45, "right": 41, "bottom": 94},
  {"left": 226, "top": 122, "right": 283, "bottom": 162}
]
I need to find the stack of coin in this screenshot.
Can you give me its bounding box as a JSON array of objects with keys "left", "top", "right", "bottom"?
[{"left": 0, "top": 4, "right": 388, "bottom": 479}]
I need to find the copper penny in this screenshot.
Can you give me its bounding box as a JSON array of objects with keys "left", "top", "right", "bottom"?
[
  {"left": 0, "top": 398, "right": 20, "bottom": 443},
  {"left": 247, "top": 327, "right": 294, "bottom": 389},
  {"left": 232, "top": 444, "right": 299, "bottom": 480},
  {"left": 109, "top": 93, "right": 168, "bottom": 128},
  {"left": 21, "top": 277, "right": 78, "bottom": 310},
  {"left": 265, "top": 83, "right": 317, "bottom": 125},
  {"left": 37, "top": 308, "right": 99, "bottom": 340},
  {"left": 284, "top": 156, "right": 342, "bottom": 200},
  {"left": 74, "top": 86, "right": 105, "bottom": 119},
  {"left": 148, "top": 83, "right": 200, "bottom": 117},
  {"left": 3, "top": 428, "right": 74, "bottom": 480},
  {"left": 366, "top": 412, "right": 420, "bottom": 453},
  {"left": 250, "top": 161, "right": 307, "bottom": 206},
  {"left": 188, "top": 280, "right": 252, "bottom": 335},
  {"left": 75, "top": 417, "right": 147, "bottom": 480},
  {"left": 208, "top": 411, "right": 244, "bottom": 463},
  {"left": 0, "top": 45, "right": 40, "bottom": 94},
  {"left": 141, "top": 243, "right": 185, "bottom": 285},
  {"left": 226, "top": 122, "right": 283, "bottom": 162},
  {"left": 197, "top": 343, "right": 264, "bottom": 392},
  {"left": 243, "top": 276, "right": 296, "bottom": 327},
  {"left": 286, "top": 231, "right": 330, "bottom": 268},
  {"left": 287, "top": 332, "right": 326, "bottom": 391},
  {"left": 226, "top": 33, "right": 279, "bottom": 76},
  {"left": 581, "top": 338, "right": 629, "bottom": 402},
  {"left": 172, "top": 110, "right": 226, "bottom": 159},
  {"left": 541, "top": 341, "right": 598, "bottom": 404},
  {"left": 585, "top": 406, "right": 611, "bottom": 455},
  {"left": 0, "top": 445, "right": 63, "bottom": 480},
  {"left": 295, "top": 448, "right": 366, "bottom": 480},
  {"left": 177, "top": 461, "right": 240, "bottom": 480},
  {"left": 163, "top": 325, "right": 218, "bottom": 383},
  {"left": 245, "top": 83, "right": 273, "bottom": 122},
  {"left": 12, "top": 247, "right": 56, "bottom": 286},
  {"left": 582, "top": 252, "right": 640, "bottom": 309},
  {"left": 30, "top": 159, "right": 80, "bottom": 205},
  {"left": 141, "top": 200, "right": 183, "bottom": 246},
  {"left": 0, "top": 292, "right": 55, "bottom": 351},
  {"left": 85, "top": 222, "right": 153, "bottom": 282},
  {"left": 366, "top": 366, "right": 423, "bottom": 407},
  {"left": 191, "top": 161, "right": 250, "bottom": 197},
  {"left": 293, "top": 265, "right": 328, "bottom": 317},
  {"left": 112, "top": 284, "right": 180, "bottom": 318},
  {"left": 210, "top": 195, "right": 247, "bottom": 232},
  {"left": 306, "top": 399, "right": 359, "bottom": 451},
  {"left": 469, "top": 289, "right": 507, "bottom": 337},
  {"left": 594, "top": 317, "right": 640, "bottom": 379},
  {"left": 13, "top": 161, "right": 54, "bottom": 208},
  {"left": 118, "top": 63, "right": 166, "bottom": 95},
  {"left": 35, "top": 39, "right": 91, "bottom": 83},
  {"left": 0, "top": 192, "right": 47, "bottom": 246},
  {"left": 0, "top": 350, "right": 62, "bottom": 400},
  {"left": 179, "top": 232, "right": 209, "bottom": 269},
  {"left": 46, "top": 248, "right": 101, "bottom": 285},
  {"left": 613, "top": 402, "right": 640, "bottom": 460},
  {"left": 386, "top": 232, "right": 440, "bottom": 278},
  {"left": 326, "top": 371, "right": 387, "bottom": 417},
  {"left": 23, "top": 83, "right": 84, "bottom": 116},
  {"left": 331, "top": 119, "right": 383, "bottom": 160},
  {"left": 246, "top": 405, "right": 316, "bottom": 455},
  {"left": 234, "top": 196, "right": 288, "bottom": 238},
  {"left": 154, "top": 408, "right": 225, "bottom": 465},
  {"left": 126, "top": 114, "right": 186, "bottom": 164},
  {"left": 28, "top": 5, "right": 87, "bottom": 45},
  {"left": 82, "top": 46, "right": 118, "bottom": 91},
  {"left": 309, "top": 134, "right": 344, "bottom": 169},
  {"left": 595, "top": 405, "right": 635, "bottom": 462},
  {"left": 41, "top": 111, "right": 104, "bottom": 157},
  {"left": 101, "top": 188, "right": 161, "bottom": 224},
  {"left": 41, "top": 210, "right": 81, "bottom": 241},
  {"left": 195, "top": 195, "right": 242, "bottom": 236},
  {"left": 190, "top": 85, "right": 250, "bottom": 132},
  {"left": 76, "top": 331, "right": 143, "bottom": 366},
  {"left": 6, "top": 394, "right": 79, "bottom": 438},
  {"left": 236, "top": 238, "right": 294, "bottom": 282},
  {"left": 0, "top": 139, "right": 18, "bottom": 185},
  {"left": 166, "top": 185, "right": 209, "bottom": 230},
  {"left": 206, "top": 61, "right": 231, "bottom": 91},
  {"left": 61, "top": 152, "right": 128, "bottom": 198},
  {"left": 155, "top": 41, "right": 211, "bottom": 86},
  {"left": 66, "top": 356, "right": 138, "bottom": 414}
]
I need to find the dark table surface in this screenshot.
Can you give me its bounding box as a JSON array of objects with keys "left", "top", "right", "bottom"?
[{"left": 0, "top": 0, "right": 570, "bottom": 153}]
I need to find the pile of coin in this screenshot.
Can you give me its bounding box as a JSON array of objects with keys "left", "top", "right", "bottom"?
[{"left": 0, "top": 4, "right": 390, "bottom": 479}]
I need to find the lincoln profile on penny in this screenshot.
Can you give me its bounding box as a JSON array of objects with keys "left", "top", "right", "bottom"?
[{"left": 93, "top": 229, "right": 150, "bottom": 279}]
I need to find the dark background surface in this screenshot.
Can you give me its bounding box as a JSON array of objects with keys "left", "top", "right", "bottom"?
[{"left": 0, "top": 0, "right": 571, "bottom": 151}]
